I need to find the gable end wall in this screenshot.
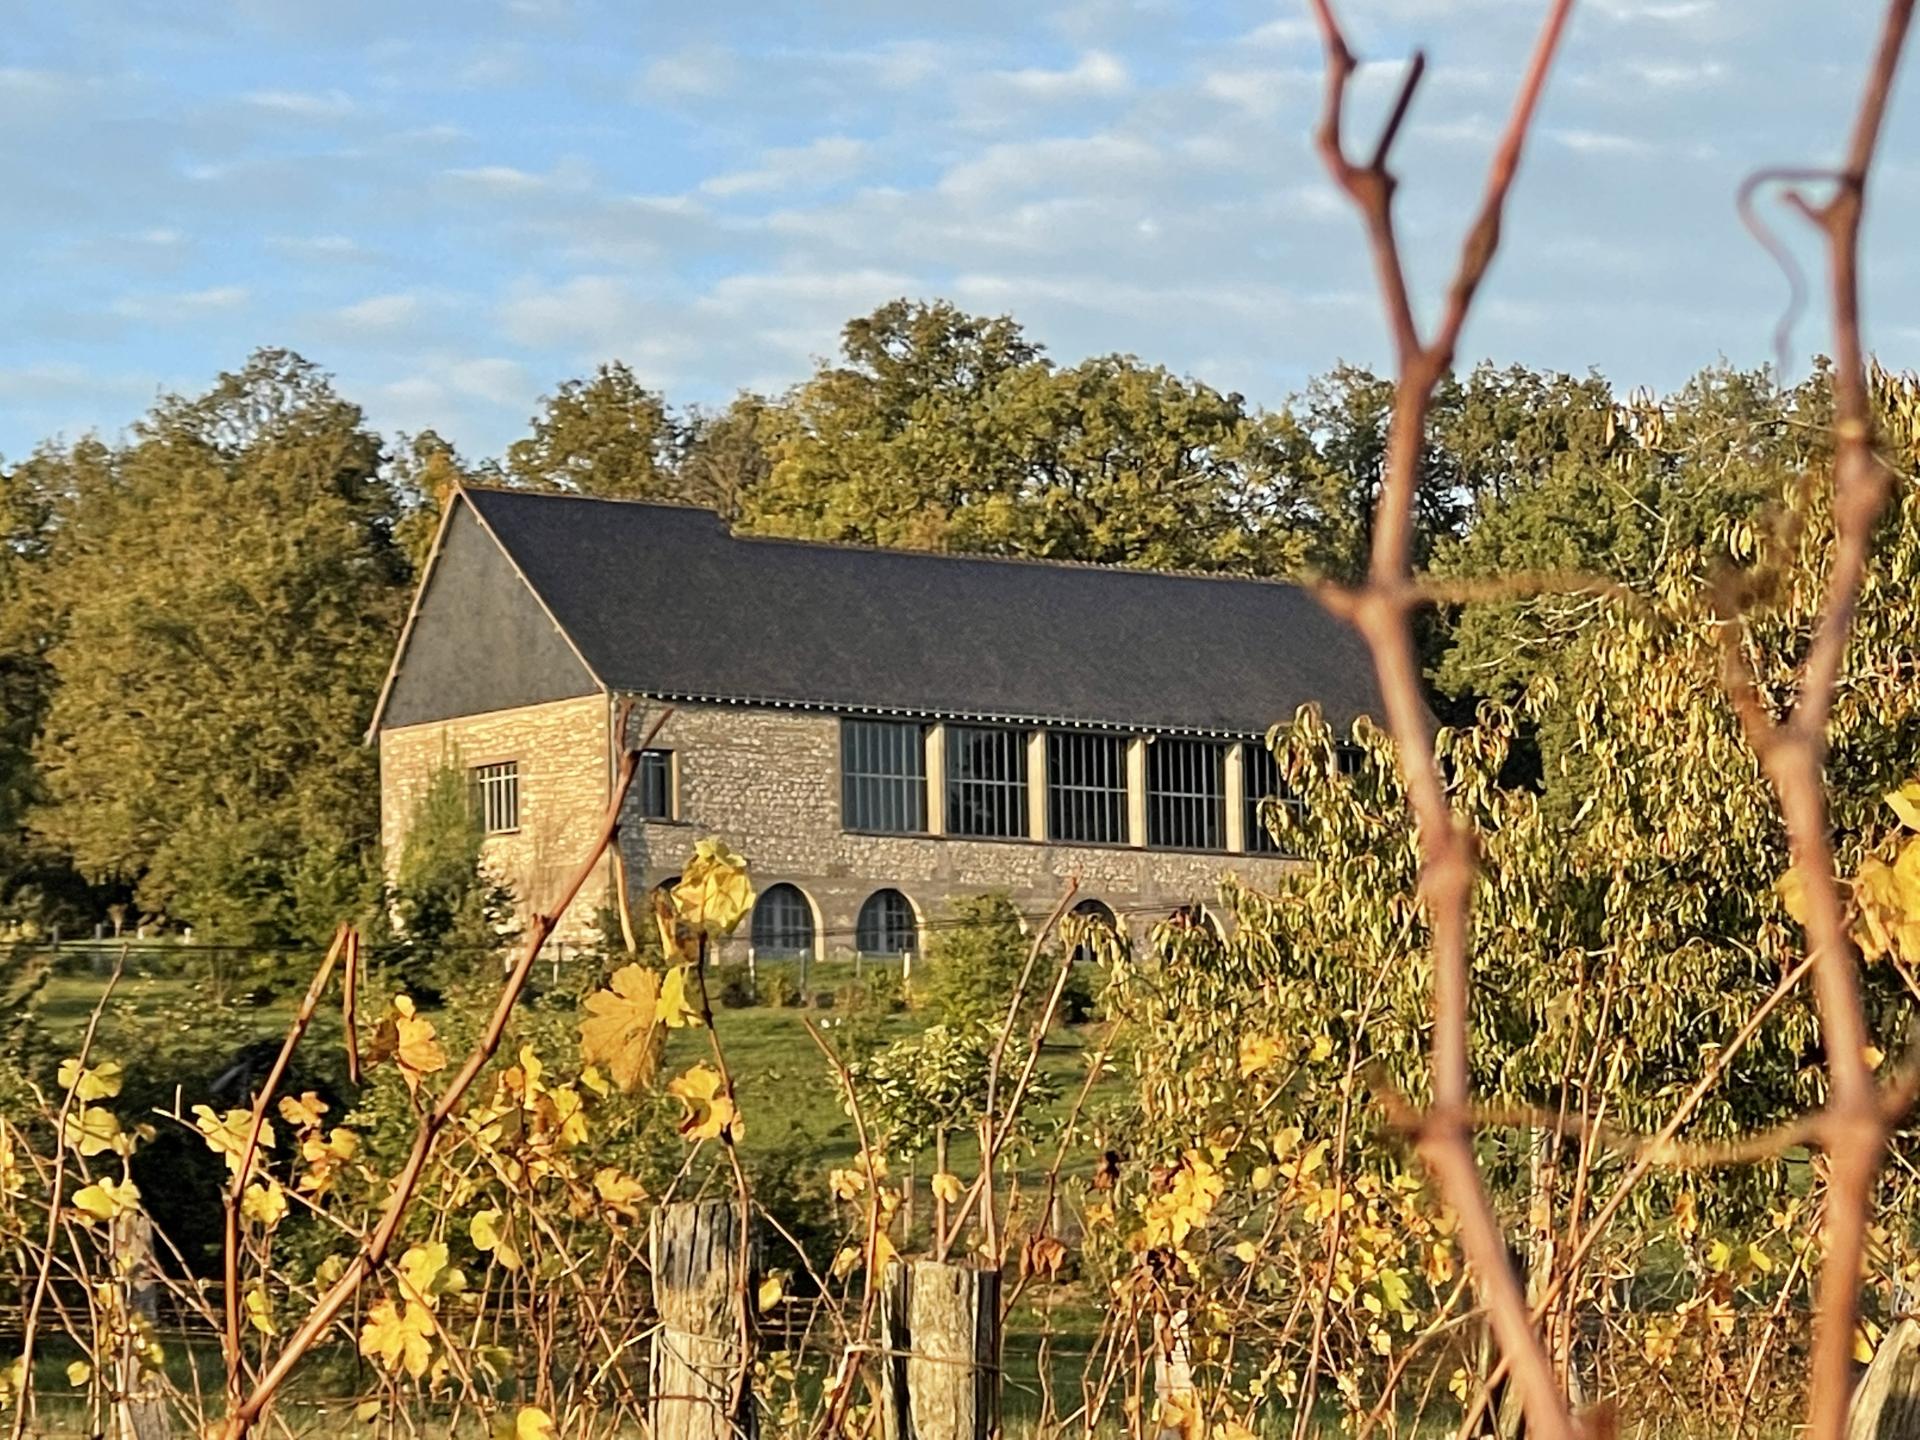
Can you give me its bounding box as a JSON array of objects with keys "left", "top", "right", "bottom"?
[{"left": 379, "top": 694, "right": 614, "bottom": 943}]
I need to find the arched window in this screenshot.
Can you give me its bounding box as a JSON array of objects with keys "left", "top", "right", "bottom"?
[
  {"left": 1069, "top": 898, "right": 1118, "bottom": 964},
  {"left": 1168, "top": 903, "right": 1222, "bottom": 938},
  {"left": 856, "top": 889, "right": 918, "bottom": 958},
  {"left": 752, "top": 883, "right": 815, "bottom": 959}
]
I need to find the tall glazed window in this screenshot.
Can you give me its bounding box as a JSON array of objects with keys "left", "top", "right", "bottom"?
[
  {"left": 1047, "top": 731, "right": 1129, "bottom": 844},
  {"left": 1146, "top": 738, "right": 1227, "bottom": 850},
  {"left": 1241, "top": 741, "right": 1299, "bottom": 855},
  {"left": 946, "top": 724, "right": 1030, "bottom": 838},
  {"left": 841, "top": 719, "right": 927, "bottom": 833}
]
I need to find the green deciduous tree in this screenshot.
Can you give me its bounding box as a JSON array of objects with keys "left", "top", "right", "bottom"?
[
  {"left": 505, "top": 361, "right": 680, "bottom": 499},
  {"left": 30, "top": 349, "right": 410, "bottom": 942},
  {"left": 743, "top": 299, "right": 1319, "bottom": 572}
]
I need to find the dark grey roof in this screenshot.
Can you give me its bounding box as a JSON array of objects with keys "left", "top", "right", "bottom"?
[{"left": 458, "top": 486, "right": 1383, "bottom": 738}]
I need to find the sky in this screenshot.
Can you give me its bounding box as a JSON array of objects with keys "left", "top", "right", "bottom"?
[{"left": 3, "top": 1, "right": 1918, "bottom": 464}]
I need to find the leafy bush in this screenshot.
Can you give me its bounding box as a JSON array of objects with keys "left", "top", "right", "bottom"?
[
  {"left": 714, "top": 960, "right": 756, "bottom": 1008},
  {"left": 919, "top": 893, "right": 1091, "bottom": 1031}
]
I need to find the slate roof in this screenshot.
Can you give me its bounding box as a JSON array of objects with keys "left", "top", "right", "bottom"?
[{"left": 454, "top": 486, "right": 1383, "bottom": 739}]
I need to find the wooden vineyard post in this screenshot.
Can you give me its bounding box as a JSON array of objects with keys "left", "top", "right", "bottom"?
[
  {"left": 113, "top": 1209, "right": 171, "bottom": 1440},
  {"left": 880, "top": 1259, "right": 1000, "bottom": 1440},
  {"left": 1848, "top": 1317, "right": 1920, "bottom": 1440},
  {"left": 651, "top": 1200, "right": 756, "bottom": 1440},
  {"left": 1151, "top": 1306, "right": 1196, "bottom": 1440}
]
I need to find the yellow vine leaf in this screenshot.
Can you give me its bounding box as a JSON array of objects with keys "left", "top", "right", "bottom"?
[
  {"left": 299, "top": 1127, "right": 360, "bottom": 1194},
  {"left": 192, "top": 1106, "right": 272, "bottom": 1177},
  {"left": 64, "top": 1106, "right": 124, "bottom": 1158},
  {"left": 930, "top": 1171, "right": 965, "bottom": 1205},
  {"left": 360, "top": 1298, "right": 436, "bottom": 1379},
  {"left": 65, "top": 1360, "right": 89, "bottom": 1387},
  {"left": 471, "top": 1209, "right": 522, "bottom": 1271},
  {"left": 659, "top": 965, "right": 703, "bottom": 1028},
  {"left": 1238, "top": 1034, "right": 1283, "bottom": 1078},
  {"left": 830, "top": 1245, "right": 861, "bottom": 1281},
  {"left": 398, "top": 1241, "right": 452, "bottom": 1306},
  {"left": 376, "top": 996, "right": 448, "bottom": 1092},
  {"left": 667, "top": 1063, "right": 740, "bottom": 1143},
  {"left": 241, "top": 1181, "right": 288, "bottom": 1228},
  {"left": 758, "top": 1272, "right": 786, "bottom": 1312},
  {"left": 1889, "top": 780, "right": 1920, "bottom": 831},
  {"left": 57, "top": 1058, "right": 122, "bottom": 1102},
  {"left": 651, "top": 887, "right": 700, "bottom": 967},
  {"left": 244, "top": 1286, "right": 276, "bottom": 1336},
  {"left": 593, "top": 1166, "right": 646, "bottom": 1220},
  {"left": 71, "top": 1176, "right": 139, "bottom": 1224},
  {"left": 517, "top": 1406, "right": 557, "bottom": 1440},
  {"left": 672, "top": 839, "right": 756, "bottom": 938},
  {"left": 1777, "top": 866, "right": 1809, "bottom": 927},
  {"left": 353, "top": 1400, "right": 381, "bottom": 1423},
  {"left": 277, "top": 1092, "right": 328, "bottom": 1129},
  {"left": 578, "top": 964, "right": 663, "bottom": 1092}
]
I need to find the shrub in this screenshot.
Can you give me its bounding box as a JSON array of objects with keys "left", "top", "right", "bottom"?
[
  {"left": 715, "top": 960, "right": 756, "bottom": 1008},
  {"left": 919, "top": 893, "right": 1091, "bottom": 1032}
]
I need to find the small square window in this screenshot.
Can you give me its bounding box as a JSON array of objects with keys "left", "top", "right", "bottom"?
[
  {"left": 638, "top": 749, "right": 674, "bottom": 820},
  {"left": 471, "top": 762, "right": 519, "bottom": 835}
]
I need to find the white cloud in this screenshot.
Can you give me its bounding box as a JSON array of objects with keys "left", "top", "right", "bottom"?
[
  {"left": 1625, "top": 59, "right": 1727, "bottom": 86},
  {"left": 244, "top": 88, "right": 355, "bottom": 119},
  {"left": 443, "top": 159, "right": 592, "bottom": 193},
  {"left": 110, "top": 286, "right": 249, "bottom": 321},
  {"left": 500, "top": 274, "right": 643, "bottom": 350},
  {"left": 270, "top": 234, "right": 368, "bottom": 260},
  {"left": 1588, "top": 0, "right": 1713, "bottom": 21},
  {"left": 701, "top": 137, "right": 868, "bottom": 198},
  {"left": 0, "top": 67, "right": 77, "bottom": 97},
  {"left": 642, "top": 44, "right": 736, "bottom": 100},
  {"left": 938, "top": 134, "right": 1162, "bottom": 201},
  {"left": 445, "top": 357, "right": 529, "bottom": 406},
  {"left": 1550, "top": 128, "right": 1658, "bottom": 155},
  {"left": 1238, "top": 18, "right": 1318, "bottom": 48},
  {"left": 335, "top": 292, "right": 421, "bottom": 329},
  {"left": 993, "top": 50, "right": 1130, "bottom": 100},
  {"left": 1200, "top": 67, "right": 1296, "bottom": 120}
]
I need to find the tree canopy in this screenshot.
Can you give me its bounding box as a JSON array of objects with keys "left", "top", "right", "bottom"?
[{"left": 0, "top": 304, "right": 1874, "bottom": 950}]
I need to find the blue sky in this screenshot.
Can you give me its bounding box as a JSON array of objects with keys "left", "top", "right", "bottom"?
[{"left": 4, "top": 1, "right": 1917, "bottom": 463}]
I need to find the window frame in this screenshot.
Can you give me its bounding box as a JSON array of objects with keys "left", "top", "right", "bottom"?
[
  {"left": 470, "top": 761, "right": 520, "bottom": 836},
  {"left": 1145, "top": 737, "right": 1228, "bottom": 851},
  {"left": 1241, "top": 740, "right": 1301, "bottom": 856},
  {"left": 1046, "top": 730, "right": 1130, "bottom": 846},
  {"left": 637, "top": 748, "right": 676, "bottom": 821},
  {"left": 855, "top": 889, "right": 918, "bottom": 958},
  {"left": 945, "top": 723, "right": 1032, "bottom": 840},
  {"left": 840, "top": 718, "right": 929, "bottom": 835},
  {"left": 752, "top": 883, "right": 816, "bottom": 960}
]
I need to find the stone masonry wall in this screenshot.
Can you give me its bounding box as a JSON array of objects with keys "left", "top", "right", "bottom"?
[
  {"left": 379, "top": 694, "right": 613, "bottom": 941},
  {"left": 618, "top": 702, "right": 1297, "bottom": 962}
]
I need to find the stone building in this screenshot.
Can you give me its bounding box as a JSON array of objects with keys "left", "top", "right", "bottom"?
[{"left": 371, "top": 486, "right": 1381, "bottom": 963}]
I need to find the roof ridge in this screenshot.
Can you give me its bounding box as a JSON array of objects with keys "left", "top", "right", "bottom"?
[{"left": 465, "top": 482, "right": 1315, "bottom": 591}]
